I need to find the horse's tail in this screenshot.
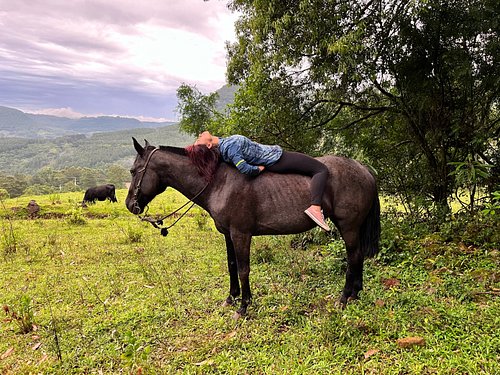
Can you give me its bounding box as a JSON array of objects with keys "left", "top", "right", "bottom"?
[{"left": 360, "top": 192, "right": 381, "bottom": 258}]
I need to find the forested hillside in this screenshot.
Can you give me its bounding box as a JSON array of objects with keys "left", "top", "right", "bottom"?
[
  {"left": 0, "top": 85, "right": 235, "bottom": 197},
  {"left": 0, "top": 124, "right": 192, "bottom": 174}
]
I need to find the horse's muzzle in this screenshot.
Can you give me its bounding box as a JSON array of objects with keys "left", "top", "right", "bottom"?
[{"left": 126, "top": 198, "right": 143, "bottom": 215}]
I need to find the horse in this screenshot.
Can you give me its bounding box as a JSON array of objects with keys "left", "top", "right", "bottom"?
[{"left": 126, "top": 138, "right": 380, "bottom": 318}]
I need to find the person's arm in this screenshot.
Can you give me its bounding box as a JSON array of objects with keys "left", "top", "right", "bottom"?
[{"left": 226, "top": 149, "right": 261, "bottom": 176}]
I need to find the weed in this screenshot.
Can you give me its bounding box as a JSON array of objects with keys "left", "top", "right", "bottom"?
[
  {"left": 0, "top": 205, "right": 20, "bottom": 256},
  {"left": 194, "top": 209, "right": 211, "bottom": 230},
  {"left": 120, "top": 331, "right": 152, "bottom": 368},
  {"left": 253, "top": 242, "right": 275, "bottom": 264},
  {"left": 48, "top": 193, "right": 62, "bottom": 205},
  {"left": 126, "top": 224, "right": 143, "bottom": 243},
  {"left": 66, "top": 207, "right": 86, "bottom": 225},
  {"left": 3, "top": 295, "right": 35, "bottom": 334},
  {"left": 47, "top": 300, "right": 63, "bottom": 361},
  {"left": 1, "top": 227, "right": 18, "bottom": 256}
]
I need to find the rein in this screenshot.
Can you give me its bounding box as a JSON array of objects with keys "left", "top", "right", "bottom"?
[
  {"left": 139, "top": 183, "right": 209, "bottom": 236},
  {"left": 133, "top": 147, "right": 209, "bottom": 236}
]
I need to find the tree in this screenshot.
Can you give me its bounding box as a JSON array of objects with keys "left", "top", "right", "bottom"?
[
  {"left": 214, "top": 0, "right": 498, "bottom": 211},
  {"left": 176, "top": 84, "right": 222, "bottom": 136},
  {"left": 0, "top": 173, "right": 29, "bottom": 198},
  {"left": 106, "top": 165, "right": 129, "bottom": 189}
]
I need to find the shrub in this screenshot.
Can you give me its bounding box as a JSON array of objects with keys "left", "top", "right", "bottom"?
[
  {"left": 3, "top": 295, "right": 35, "bottom": 334},
  {"left": 126, "top": 224, "right": 143, "bottom": 243},
  {"left": 66, "top": 208, "right": 86, "bottom": 225}
]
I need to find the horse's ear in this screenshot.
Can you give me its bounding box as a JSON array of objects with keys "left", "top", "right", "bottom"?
[
  {"left": 144, "top": 139, "right": 151, "bottom": 148},
  {"left": 133, "top": 137, "right": 145, "bottom": 157}
]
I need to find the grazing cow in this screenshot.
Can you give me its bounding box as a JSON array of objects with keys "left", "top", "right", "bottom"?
[{"left": 82, "top": 184, "right": 117, "bottom": 204}]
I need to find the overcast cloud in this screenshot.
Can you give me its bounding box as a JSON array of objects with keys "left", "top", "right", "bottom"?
[{"left": 0, "top": 0, "right": 237, "bottom": 120}]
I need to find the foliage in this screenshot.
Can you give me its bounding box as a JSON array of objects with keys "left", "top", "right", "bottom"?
[
  {"left": 177, "top": 0, "right": 499, "bottom": 214},
  {"left": 22, "top": 184, "right": 57, "bottom": 196},
  {"left": 65, "top": 208, "right": 87, "bottom": 225},
  {"left": 176, "top": 84, "right": 239, "bottom": 136},
  {"left": 0, "top": 190, "right": 499, "bottom": 373},
  {"left": 176, "top": 84, "right": 222, "bottom": 135},
  {"left": 0, "top": 188, "right": 9, "bottom": 200},
  {"left": 482, "top": 190, "right": 500, "bottom": 216},
  {"left": 449, "top": 155, "right": 493, "bottom": 213},
  {"left": 3, "top": 296, "right": 35, "bottom": 334},
  {"left": 0, "top": 123, "right": 193, "bottom": 175}
]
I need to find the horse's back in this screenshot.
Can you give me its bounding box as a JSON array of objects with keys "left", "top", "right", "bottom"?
[{"left": 211, "top": 155, "right": 376, "bottom": 235}]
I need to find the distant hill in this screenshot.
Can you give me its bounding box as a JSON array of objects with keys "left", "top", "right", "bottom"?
[
  {"left": 0, "top": 106, "right": 175, "bottom": 139},
  {"left": 215, "top": 84, "right": 238, "bottom": 112},
  {"left": 0, "top": 85, "right": 237, "bottom": 174},
  {"left": 0, "top": 124, "right": 194, "bottom": 174}
]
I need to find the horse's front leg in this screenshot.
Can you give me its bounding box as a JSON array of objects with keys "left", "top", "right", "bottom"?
[
  {"left": 223, "top": 234, "right": 240, "bottom": 306},
  {"left": 230, "top": 231, "right": 252, "bottom": 319}
]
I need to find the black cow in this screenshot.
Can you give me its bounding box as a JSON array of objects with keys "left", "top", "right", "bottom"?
[{"left": 82, "top": 184, "right": 117, "bottom": 204}]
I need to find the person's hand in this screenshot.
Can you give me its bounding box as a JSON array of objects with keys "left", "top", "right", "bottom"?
[{"left": 258, "top": 166, "right": 265, "bottom": 172}]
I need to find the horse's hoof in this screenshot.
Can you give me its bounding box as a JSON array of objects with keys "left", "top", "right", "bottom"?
[
  {"left": 222, "top": 300, "right": 232, "bottom": 308},
  {"left": 232, "top": 307, "right": 247, "bottom": 320}
]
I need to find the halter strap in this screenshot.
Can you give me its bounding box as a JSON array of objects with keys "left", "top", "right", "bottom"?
[{"left": 135, "top": 147, "right": 159, "bottom": 185}]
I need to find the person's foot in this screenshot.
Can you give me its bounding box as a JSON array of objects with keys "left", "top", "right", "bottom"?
[{"left": 304, "top": 207, "right": 331, "bottom": 232}]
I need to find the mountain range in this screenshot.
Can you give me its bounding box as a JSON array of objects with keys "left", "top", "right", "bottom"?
[
  {"left": 0, "top": 105, "right": 176, "bottom": 139},
  {"left": 0, "top": 85, "right": 237, "bottom": 175}
]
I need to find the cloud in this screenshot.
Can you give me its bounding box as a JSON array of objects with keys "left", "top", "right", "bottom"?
[
  {"left": 28, "top": 107, "right": 171, "bottom": 123},
  {"left": 28, "top": 107, "right": 85, "bottom": 119},
  {"left": 0, "top": 0, "right": 237, "bottom": 119}
]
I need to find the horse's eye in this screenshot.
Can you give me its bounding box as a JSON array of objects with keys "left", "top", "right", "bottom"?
[{"left": 130, "top": 169, "right": 135, "bottom": 175}]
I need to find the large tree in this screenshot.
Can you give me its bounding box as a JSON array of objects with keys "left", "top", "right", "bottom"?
[{"left": 179, "top": 0, "right": 499, "bottom": 211}]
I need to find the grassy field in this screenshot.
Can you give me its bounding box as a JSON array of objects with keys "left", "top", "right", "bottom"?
[{"left": 1, "top": 190, "right": 499, "bottom": 374}]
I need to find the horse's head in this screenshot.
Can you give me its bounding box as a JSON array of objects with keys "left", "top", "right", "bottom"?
[{"left": 125, "top": 138, "right": 166, "bottom": 215}]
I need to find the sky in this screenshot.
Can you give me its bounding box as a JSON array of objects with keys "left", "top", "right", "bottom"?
[{"left": 0, "top": 0, "right": 238, "bottom": 121}]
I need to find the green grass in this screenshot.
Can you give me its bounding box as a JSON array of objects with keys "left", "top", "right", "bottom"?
[{"left": 1, "top": 190, "right": 499, "bottom": 374}]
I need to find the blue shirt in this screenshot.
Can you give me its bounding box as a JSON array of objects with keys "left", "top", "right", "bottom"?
[{"left": 218, "top": 135, "right": 283, "bottom": 176}]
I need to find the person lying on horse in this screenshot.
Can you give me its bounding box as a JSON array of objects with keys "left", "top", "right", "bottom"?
[{"left": 191, "top": 131, "right": 331, "bottom": 232}]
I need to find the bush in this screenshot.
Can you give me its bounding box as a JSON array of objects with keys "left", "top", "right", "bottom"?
[
  {"left": 0, "top": 188, "right": 9, "bottom": 200},
  {"left": 125, "top": 224, "right": 143, "bottom": 243},
  {"left": 23, "top": 184, "right": 56, "bottom": 196},
  {"left": 66, "top": 208, "right": 86, "bottom": 225}
]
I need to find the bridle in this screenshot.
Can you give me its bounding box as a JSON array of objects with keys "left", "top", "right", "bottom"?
[
  {"left": 132, "top": 147, "right": 209, "bottom": 236},
  {"left": 131, "top": 147, "right": 159, "bottom": 214}
]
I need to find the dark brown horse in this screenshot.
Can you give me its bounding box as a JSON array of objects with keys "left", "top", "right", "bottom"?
[{"left": 126, "top": 138, "right": 380, "bottom": 318}]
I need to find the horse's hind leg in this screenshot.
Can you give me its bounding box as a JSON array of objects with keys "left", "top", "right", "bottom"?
[
  {"left": 224, "top": 234, "right": 240, "bottom": 306},
  {"left": 339, "top": 229, "right": 364, "bottom": 306}
]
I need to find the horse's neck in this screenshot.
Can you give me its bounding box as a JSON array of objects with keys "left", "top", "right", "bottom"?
[{"left": 157, "top": 151, "right": 208, "bottom": 200}]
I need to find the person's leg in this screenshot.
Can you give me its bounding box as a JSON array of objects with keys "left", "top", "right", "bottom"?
[{"left": 267, "top": 151, "right": 330, "bottom": 231}]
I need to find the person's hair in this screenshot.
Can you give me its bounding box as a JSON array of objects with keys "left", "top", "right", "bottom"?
[{"left": 184, "top": 144, "right": 221, "bottom": 183}]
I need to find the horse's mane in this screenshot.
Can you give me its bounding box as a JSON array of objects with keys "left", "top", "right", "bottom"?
[
  {"left": 158, "top": 145, "right": 187, "bottom": 156},
  {"left": 158, "top": 144, "right": 221, "bottom": 183}
]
